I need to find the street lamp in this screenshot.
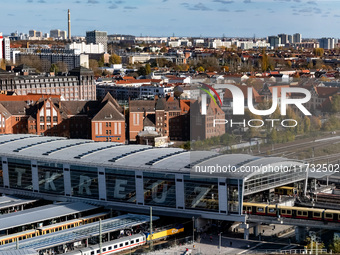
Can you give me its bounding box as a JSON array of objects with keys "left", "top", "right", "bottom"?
[
  {"left": 192, "top": 216, "right": 195, "bottom": 243},
  {"left": 218, "top": 232, "right": 222, "bottom": 249}
]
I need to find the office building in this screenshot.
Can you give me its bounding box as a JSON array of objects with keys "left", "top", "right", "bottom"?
[
  {"left": 278, "top": 34, "right": 288, "bottom": 45},
  {"left": 268, "top": 36, "right": 281, "bottom": 48},
  {"left": 0, "top": 33, "right": 10, "bottom": 62},
  {"left": 319, "top": 37, "right": 335, "bottom": 49},
  {"left": 293, "top": 33, "right": 302, "bottom": 43},
  {"left": 50, "top": 29, "right": 67, "bottom": 40},
  {"left": 86, "top": 30, "right": 108, "bottom": 52}
]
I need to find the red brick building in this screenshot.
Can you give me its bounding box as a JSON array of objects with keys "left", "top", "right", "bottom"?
[
  {"left": 0, "top": 93, "right": 125, "bottom": 143},
  {"left": 129, "top": 96, "right": 190, "bottom": 142}
]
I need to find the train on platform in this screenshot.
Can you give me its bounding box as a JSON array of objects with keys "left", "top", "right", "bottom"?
[
  {"left": 0, "top": 212, "right": 108, "bottom": 245},
  {"left": 65, "top": 224, "right": 184, "bottom": 255},
  {"left": 243, "top": 202, "right": 340, "bottom": 222}
]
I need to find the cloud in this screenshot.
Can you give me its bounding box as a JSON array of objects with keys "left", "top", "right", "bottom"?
[
  {"left": 293, "top": 0, "right": 301, "bottom": 2},
  {"left": 38, "top": 0, "right": 46, "bottom": 3},
  {"left": 334, "top": 14, "right": 340, "bottom": 17},
  {"left": 87, "top": 0, "right": 99, "bottom": 3},
  {"left": 235, "top": 9, "right": 245, "bottom": 12},
  {"left": 186, "top": 3, "right": 212, "bottom": 11},
  {"left": 218, "top": 8, "right": 229, "bottom": 11},
  {"left": 124, "top": 6, "right": 137, "bottom": 9},
  {"left": 74, "top": 0, "right": 81, "bottom": 3},
  {"left": 213, "top": 0, "right": 234, "bottom": 4},
  {"left": 7, "top": 14, "right": 15, "bottom": 16},
  {"left": 27, "top": 0, "right": 33, "bottom": 2},
  {"left": 244, "top": 0, "right": 251, "bottom": 3},
  {"left": 108, "top": 3, "right": 118, "bottom": 8},
  {"left": 115, "top": 0, "right": 124, "bottom": 4},
  {"left": 307, "top": 1, "right": 317, "bottom": 5}
]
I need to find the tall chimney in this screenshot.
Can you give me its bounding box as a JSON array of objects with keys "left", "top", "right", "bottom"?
[{"left": 68, "top": 9, "right": 71, "bottom": 40}]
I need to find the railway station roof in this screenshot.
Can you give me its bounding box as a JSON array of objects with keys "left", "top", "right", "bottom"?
[
  {"left": 0, "top": 196, "right": 37, "bottom": 210},
  {"left": 0, "top": 202, "right": 97, "bottom": 232},
  {"left": 0, "top": 214, "right": 157, "bottom": 251},
  {"left": 0, "top": 134, "right": 306, "bottom": 179}
]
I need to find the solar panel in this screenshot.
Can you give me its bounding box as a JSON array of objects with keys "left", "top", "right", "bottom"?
[
  {"left": 42, "top": 141, "right": 93, "bottom": 156},
  {"left": 145, "top": 150, "right": 187, "bottom": 166},
  {"left": 184, "top": 153, "right": 222, "bottom": 168},
  {"left": 74, "top": 144, "right": 123, "bottom": 159},
  {"left": 13, "top": 138, "right": 64, "bottom": 153},
  {"left": 109, "top": 147, "right": 153, "bottom": 162}
]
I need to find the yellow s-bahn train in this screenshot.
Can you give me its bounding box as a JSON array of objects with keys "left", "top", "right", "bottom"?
[
  {"left": 274, "top": 186, "right": 297, "bottom": 196},
  {"left": 243, "top": 202, "right": 340, "bottom": 222},
  {"left": 0, "top": 212, "right": 108, "bottom": 245}
]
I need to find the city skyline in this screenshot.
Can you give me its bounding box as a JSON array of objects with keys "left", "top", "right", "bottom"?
[{"left": 1, "top": 0, "right": 340, "bottom": 38}]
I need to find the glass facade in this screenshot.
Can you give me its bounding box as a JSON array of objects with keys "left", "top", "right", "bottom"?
[
  {"left": 70, "top": 165, "right": 99, "bottom": 199},
  {"left": 38, "top": 162, "right": 64, "bottom": 195},
  {"left": 105, "top": 169, "right": 136, "bottom": 203},
  {"left": 8, "top": 158, "right": 32, "bottom": 190},
  {"left": 184, "top": 176, "right": 219, "bottom": 212},
  {"left": 143, "top": 172, "right": 176, "bottom": 208},
  {"left": 243, "top": 164, "right": 306, "bottom": 195},
  {"left": 228, "top": 179, "right": 240, "bottom": 214}
]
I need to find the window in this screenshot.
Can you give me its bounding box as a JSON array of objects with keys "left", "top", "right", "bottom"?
[
  {"left": 120, "top": 243, "right": 123, "bottom": 247},
  {"left": 114, "top": 245, "right": 117, "bottom": 249},
  {"left": 103, "top": 248, "right": 106, "bottom": 252},
  {"left": 125, "top": 242, "right": 128, "bottom": 245},
  {"left": 53, "top": 116, "right": 57, "bottom": 122},
  {"left": 96, "top": 250, "right": 100, "bottom": 254},
  {"left": 40, "top": 116, "right": 44, "bottom": 122},
  {"left": 46, "top": 116, "right": 51, "bottom": 122},
  {"left": 326, "top": 213, "right": 332, "bottom": 218},
  {"left": 136, "top": 239, "right": 139, "bottom": 242},
  {"left": 131, "top": 240, "right": 134, "bottom": 244},
  {"left": 108, "top": 246, "right": 112, "bottom": 250}
]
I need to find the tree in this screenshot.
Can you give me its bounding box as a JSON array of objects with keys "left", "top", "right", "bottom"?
[
  {"left": 50, "top": 63, "right": 59, "bottom": 73},
  {"left": 303, "top": 116, "right": 311, "bottom": 133},
  {"left": 313, "top": 48, "right": 324, "bottom": 57},
  {"left": 145, "top": 63, "right": 151, "bottom": 75},
  {"left": 0, "top": 59, "right": 6, "bottom": 70},
  {"left": 261, "top": 49, "right": 268, "bottom": 72},
  {"left": 331, "top": 94, "right": 340, "bottom": 113},
  {"left": 196, "top": 66, "right": 205, "bottom": 72},
  {"left": 329, "top": 238, "right": 340, "bottom": 253},
  {"left": 98, "top": 56, "right": 105, "bottom": 67},
  {"left": 56, "top": 61, "right": 68, "bottom": 72},
  {"left": 109, "top": 54, "right": 121, "bottom": 65}
]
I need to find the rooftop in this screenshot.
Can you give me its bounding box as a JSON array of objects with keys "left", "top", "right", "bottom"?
[{"left": 0, "top": 135, "right": 305, "bottom": 179}]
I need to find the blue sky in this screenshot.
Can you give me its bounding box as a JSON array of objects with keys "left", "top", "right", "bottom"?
[{"left": 1, "top": 0, "right": 340, "bottom": 38}]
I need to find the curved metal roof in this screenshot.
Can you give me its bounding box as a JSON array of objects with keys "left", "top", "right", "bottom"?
[{"left": 0, "top": 134, "right": 305, "bottom": 179}]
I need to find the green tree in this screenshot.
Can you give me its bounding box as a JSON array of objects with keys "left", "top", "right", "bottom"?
[
  {"left": 331, "top": 94, "right": 340, "bottom": 113},
  {"left": 98, "top": 56, "right": 105, "bottom": 67},
  {"left": 303, "top": 116, "right": 311, "bottom": 133},
  {"left": 109, "top": 54, "right": 121, "bottom": 64},
  {"left": 137, "top": 66, "right": 146, "bottom": 76},
  {"left": 329, "top": 238, "right": 340, "bottom": 253},
  {"left": 145, "top": 63, "right": 151, "bottom": 75},
  {"left": 50, "top": 63, "right": 59, "bottom": 73}
]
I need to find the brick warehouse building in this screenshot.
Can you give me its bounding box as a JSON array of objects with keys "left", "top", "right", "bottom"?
[{"left": 0, "top": 93, "right": 125, "bottom": 143}]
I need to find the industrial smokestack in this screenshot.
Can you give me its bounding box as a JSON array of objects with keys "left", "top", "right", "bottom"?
[{"left": 68, "top": 9, "right": 71, "bottom": 40}]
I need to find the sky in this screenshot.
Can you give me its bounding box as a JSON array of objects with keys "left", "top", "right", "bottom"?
[{"left": 1, "top": 0, "right": 340, "bottom": 38}]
